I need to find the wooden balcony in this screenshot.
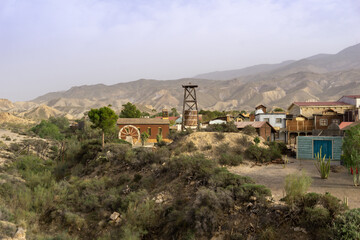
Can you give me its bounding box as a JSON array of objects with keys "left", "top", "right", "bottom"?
[{"left": 286, "top": 120, "right": 314, "bottom": 132}]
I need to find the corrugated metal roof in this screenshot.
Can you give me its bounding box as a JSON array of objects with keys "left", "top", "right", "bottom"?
[
  {"left": 235, "top": 121, "right": 276, "bottom": 131},
  {"left": 235, "top": 121, "right": 266, "bottom": 128},
  {"left": 117, "top": 118, "right": 170, "bottom": 125},
  {"left": 293, "top": 101, "right": 350, "bottom": 106}
]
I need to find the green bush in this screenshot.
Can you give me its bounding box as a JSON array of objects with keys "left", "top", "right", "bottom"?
[
  {"left": 284, "top": 171, "right": 312, "bottom": 204},
  {"left": 236, "top": 136, "right": 252, "bottom": 148},
  {"left": 206, "top": 122, "right": 238, "bottom": 133},
  {"left": 232, "top": 183, "right": 271, "bottom": 202},
  {"left": 31, "top": 120, "right": 64, "bottom": 140},
  {"left": 334, "top": 208, "right": 360, "bottom": 240},
  {"left": 215, "top": 143, "right": 230, "bottom": 155},
  {"left": 183, "top": 141, "right": 198, "bottom": 152},
  {"left": 245, "top": 145, "right": 271, "bottom": 163},
  {"left": 218, "top": 153, "right": 243, "bottom": 166}
]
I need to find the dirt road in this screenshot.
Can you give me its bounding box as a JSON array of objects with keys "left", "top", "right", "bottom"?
[{"left": 228, "top": 158, "right": 360, "bottom": 209}]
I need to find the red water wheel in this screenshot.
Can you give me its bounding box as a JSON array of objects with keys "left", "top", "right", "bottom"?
[{"left": 118, "top": 125, "right": 140, "bottom": 145}]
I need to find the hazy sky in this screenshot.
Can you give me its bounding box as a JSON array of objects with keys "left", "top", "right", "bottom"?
[{"left": 1, "top": 0, "right": 360, "bottom": 101}]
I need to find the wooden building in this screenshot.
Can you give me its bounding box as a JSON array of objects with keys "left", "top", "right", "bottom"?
[
  {"left": 288, "top": 102, "right": 354, "bottom": 118},
  {"left": 313, "top": 109, "right": 342, "bottom": 130},
  {"left": 235, "top": 121, "right": 276, "bottom": 141},
  {"left": 117, "top": 118, "right": 170, "bottom": 144},
  {"left": 297, "top": 136, "right": 343, "bottom": 160},
  {"left": 286, "top": 115, "right": 314, "bottom": 145}
]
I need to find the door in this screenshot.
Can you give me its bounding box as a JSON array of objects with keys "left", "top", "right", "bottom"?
[{"left": 313, "top": 140, "right": 332, "bottom": 159}]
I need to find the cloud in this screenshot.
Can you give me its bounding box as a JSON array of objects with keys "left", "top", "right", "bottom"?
[{"left": 0, "top": 0, "right": 359, "bottom": 101}]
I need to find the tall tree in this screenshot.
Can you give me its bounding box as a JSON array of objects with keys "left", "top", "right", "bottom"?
[
  {"left": 342, "top": 124, "right": 360, "bottom": 186},
  {"left": 119, "top": 102, "right": 141, "bottom": 118},
  {"left": 88, "top": 106, "right": 118, "bottom": 149}
]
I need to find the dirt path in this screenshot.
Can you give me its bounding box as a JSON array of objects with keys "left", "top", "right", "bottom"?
[{"left": 228, "top": 158, "right": 360, "bottom": 209}]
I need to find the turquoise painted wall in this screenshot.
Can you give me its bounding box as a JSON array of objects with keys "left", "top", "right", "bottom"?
[{"left": 297, "top": 136, "right": 343, "bottom": 160}]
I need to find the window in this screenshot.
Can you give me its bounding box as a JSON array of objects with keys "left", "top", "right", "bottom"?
[
  {"left": 158, "top": 127, "right": 162, "bottom": 136},
  {"left": 276, "top": 118, "right": 282, "bottom": 123},
  {"left": 148, "top": 127, "right": 151, "bottom": 136},
  {"left": 263, "top": 118, "right": 269, "bottom": 122},
  {"left": 332, "top": 119, "right": 340, "bottom": 125},
  {"left": 319, "top": 119, "right": 328, "bottom": 126}
]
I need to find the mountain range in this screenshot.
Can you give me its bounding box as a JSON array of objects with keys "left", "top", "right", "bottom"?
[{"left": 1, "top": 43, "right": 360, "bottom": 120}]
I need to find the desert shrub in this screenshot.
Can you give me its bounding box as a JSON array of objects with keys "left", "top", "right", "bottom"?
[
  {"left": 215, "top": 143, "right": 230, "bottom": 155},
  {"left": 31, "top": 120, "right": 64, "bottom": 140},
  {"left": 104, "top": 143, "right": 134, "bottom": 164},
  {"left": 210, "top": 167, "right": 253, "bottom": 188},
  {"left": 201, "top": 144, "right": 212, "bottom": 151},
  {"left": 267, "top": 143, "right": 282, "bottom": 160},
  {"left": 183, "top": 141, "right": 198, "bottom": 152},
  {"left": 284, "top": 171, "right": 312, "bottom": 204},
  {"left": 168, "top": 129, "right": 192, "bottom": 141},
  {"left": 253, "top": 136, "right": 260, "bottom": 144},
  {"left": 334, "top": 208, "right": 360, "bottom": 240},
  {"left": 218, "top": 153, "right": 243, "bottom": 166},
  {"left": 76, "top": 139, "right": 102, "bottom": 164},
  {"left": 302, "top": 206, "right": 331, "bottom": 229},
  {"left": 191, "top": 188, "right": 221, "bottom": 237},
  {"left": 9, "top": 143, "right": 21, "bottom": 153},
  {"left": 167, "top": 154, "right": 216, "bottom": 186},
  {"left": 236, "top": 135, "right": 252, "bottom": 148},
  {"left": 260, "top": 226, "right": 277, "bottom": 240},
  {"left": 233, "top": 183, "right": 271, "bottom": 202},
  {"left": 206, "top": 122, "right": 238, "bottom": 133},
  {"left": 245, "top": 145, "right": 270, "bottom": 163},
  {"left": 5, "top": 136, "right": 11, "bottom": 141},
  {"left": 214, "top": 132, "right": 225, "bottom": 141},
  {"left": 242, "top": 125, "right": 257, "bottom": 136}
]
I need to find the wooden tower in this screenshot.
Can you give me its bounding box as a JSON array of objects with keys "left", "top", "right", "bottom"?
[{"left": 182, "top": 83, "right": 200, "bottom": 131}]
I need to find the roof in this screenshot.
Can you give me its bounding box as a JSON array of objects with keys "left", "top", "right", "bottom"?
[
  {"left": 255, "top": 104, "right": 266, "bottom": 109},
  {"left": 293, "top": 101, "right": 350, "bottom": 106},
  {"left": 341, "top": 95, "right": 360, "bottom": 99},
  {"left": 342, "top": 121, "right": 360, "bottom": 131},
  {"left": 117, "top": 118, "right": 170, "bottom": 125},
  {"left": 235, "top": 121, "right": 276, "bottom": 131},
  {"left": 339, "top": 122, "right": 354, "bottom": 130}
]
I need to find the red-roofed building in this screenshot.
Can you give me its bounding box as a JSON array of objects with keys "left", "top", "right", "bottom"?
[{"left": 288, "top": 101, "right": 354, "bottom": 118}]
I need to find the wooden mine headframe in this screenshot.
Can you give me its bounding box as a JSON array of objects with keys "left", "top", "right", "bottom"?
[{"left": 182, "top": 83, "right": 200, "bottom": 131}]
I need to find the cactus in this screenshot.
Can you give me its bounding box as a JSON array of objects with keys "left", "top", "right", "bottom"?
[{"left": 314, "top": 146, "right": 331, "bottom": 179}]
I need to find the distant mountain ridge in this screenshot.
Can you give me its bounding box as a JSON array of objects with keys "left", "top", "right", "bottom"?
[{"left": 1, "top": 43, "right": 360, "bottom": 121}]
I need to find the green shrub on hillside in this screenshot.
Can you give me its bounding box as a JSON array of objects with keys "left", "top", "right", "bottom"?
[
  {"left": 284, "top": 171, "right": 312, "bottom": 205},
  {"left": 334, "top": 208, "right": 360, "bottom": 240},
  {"left": 218, "top": 153, "right": 243, "bottom": 166}
]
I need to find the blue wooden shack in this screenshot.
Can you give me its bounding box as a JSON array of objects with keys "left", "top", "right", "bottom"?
[{"left": 297, "top": 136, "right": 343, "bottom": 160}]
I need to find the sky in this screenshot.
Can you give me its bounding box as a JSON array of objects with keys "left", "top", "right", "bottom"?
[{"left": 1, "top": 0, "right": 360, "bottom": 101}]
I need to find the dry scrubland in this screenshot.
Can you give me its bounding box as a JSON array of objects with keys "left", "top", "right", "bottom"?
[{"left": 0, "top": 126, "right": 359, "bottom": 239}]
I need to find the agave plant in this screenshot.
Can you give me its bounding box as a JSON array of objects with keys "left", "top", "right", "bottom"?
[{"left": 314, "top": 146, "right": 331, "bottom": 179}]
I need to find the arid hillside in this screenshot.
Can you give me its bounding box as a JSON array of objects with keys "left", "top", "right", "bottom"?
[{"left": 1, "top": 44, "right": 360, "bottom": 119}]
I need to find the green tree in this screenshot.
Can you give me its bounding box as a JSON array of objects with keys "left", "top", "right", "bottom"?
[
  {"left": 273, "top": 107, "right": 285, "bottom": 112},
  {"left": 141, "top": 132, "right": 150, "bottom": 146},
  {"left": 49, "top": 116, "right": 69, "bottom": 131},
  {"left": 31, "top": 120, "right": 64, "bottom": 140},
  {"left": 170, "top": 108, "right": 179, "bottom": 117},
  {"left": 88, "top": 106, "right": 118, "bottom": 149},
  {"left": 342, "top": 124, "right": 360, "bottom": 186},
  {"left": 120, "top": 102, "right": 141, "bottom": 118}
]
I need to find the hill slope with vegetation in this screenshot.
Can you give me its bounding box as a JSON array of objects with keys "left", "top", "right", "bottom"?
[{"left": 0, "top": 119, "right": 359, "bottom": 239}]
